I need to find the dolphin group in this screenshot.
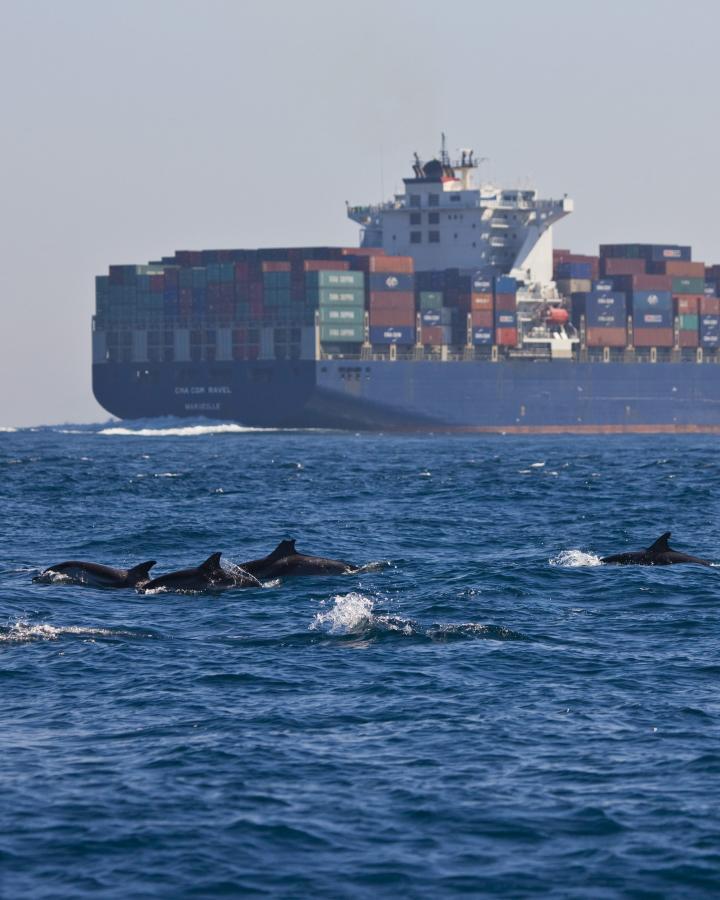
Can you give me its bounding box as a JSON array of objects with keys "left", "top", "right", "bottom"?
[
  {"left": 34, "top": 539, "right": 360, "bottom": 594},
  {"left": 600, "top": 532, "right": 712, "bottom": 567}
]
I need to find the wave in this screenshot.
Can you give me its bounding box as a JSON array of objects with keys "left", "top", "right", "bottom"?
[
  {"left": 0, "top": 620, "right": 160, "bottom": 644},
  {"left": 99, "top": 424, "right": 277, "bottom": 437},
  {"left": 549, "top": 550, "right": 603, "bottom": 567},
  {"left": 309, "top": 593, "right": 530, "bottom": 642},
  {"left": 0, "top": 426, "right": 18, "bottom": 433}
]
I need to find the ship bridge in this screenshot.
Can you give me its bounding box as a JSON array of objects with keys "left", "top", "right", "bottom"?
[{"left": 347, "top": 136, "right": 572, "bottom": 285}]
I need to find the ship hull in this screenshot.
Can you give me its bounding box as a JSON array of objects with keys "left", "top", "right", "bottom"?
[{"left": 92, "top": 358, "right": 720, "bottom": 433}]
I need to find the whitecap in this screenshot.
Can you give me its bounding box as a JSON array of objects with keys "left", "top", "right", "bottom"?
[
  {"left": 154, "top": 472, "right": 182, "bottom": 478},
  {"left": 0, "top": 426, "right": 18, "bottom": 433},
  {"left": 0, "top": 621, "right": 155, "bottom": 643},
  {"left": 99, "top": 424, "right": 272, "bottom": 437},
  {"left": 549, "top": 550, "right": 603, "bottom": 567},
  {"left": 530, "top": 461, "right": 545, "bottom": 468}
]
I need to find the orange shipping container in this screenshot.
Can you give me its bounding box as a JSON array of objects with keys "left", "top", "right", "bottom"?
[
  {"left": 471, "top": 293, "right": 493, "bottom": 311},
  {"left": 700, "top": 296, "right": 720, "bottom": 314},
  {"left": 369, "top": 255, "right": 414, "bottom": 274},
  {"left": 600, "top": 257, "right": 647, "bottom": 276},
  {"left": 586, "top": 327, "right": 627, "bottom": 347},
  {"left": 261, "top": 261, "right": 291, "bottom": 272},
  {"left": 341, "top": 247, "right": 385, "bottom": 257},
  {"left": 675, "top": 295, "right": 700, "bottom": 314},
  {"left": 421, "top": 325, "right": 450, "bottom": 345},
  {"left": 679, "top": 330, "right": 699, "bottom": 348},
  {"left": 658, "top": 260, "right": 705, "bottom": 277}
]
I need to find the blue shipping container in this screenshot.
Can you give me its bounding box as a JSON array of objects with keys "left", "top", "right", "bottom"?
[
  {"left": 586, "top": 292, "right": 627, "bottom": 328},
  {"left": 701, "top": 315, "right": 719, "bottom": 347},
  {"left": 472, "top": 274, "right": 493, "bottom": 293},
  {"left": 649, "top": 245, "right": 691, "bottom": 262},
  {"left": 704, "top": 284, "right": 717, "bottom": 296},
  {"left": 556, "top": 263, "right": 591, "bottom": 280},
  {"left": 494, "top": 275, "right": 518, "bottom": 294},
  {"left": 632, "top": 291, "right": 672, "bottom": 327},
  {"left": 369, "top": 326, "right": 415, "bottom": 345},
  {"left": 495, "top": 311, "right": 517, "bottom": 328},
  {"left": 369, "top": 273, "right": 415, "bottom": 292},
  {"left": 593, "top": 280, "right": 614, "bottom": 292},
  {"left": 472, "top": 327, "right": 494, "bottom": 345},
  {"left": 421, "top": 309, "right": 453, "bottom": 326}
]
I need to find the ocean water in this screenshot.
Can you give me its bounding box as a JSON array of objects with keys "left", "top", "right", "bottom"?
[{"left": 2, "top": 423, "right": 720, "bottom": 898}]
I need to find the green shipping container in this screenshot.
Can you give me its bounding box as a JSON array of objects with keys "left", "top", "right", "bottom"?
[
  {"left": 419, "top": 291, "right": 443, "bottom": 309},
  {"left": 319, "top": 306, "right": 365, "bottom": 324},
  {"left": 320, "top": 324, "right": 364, "bottom": 342},
  {"left": 307, "top": 288, "right": 365, "bottom": 307},
  {"left": 672, "top": 277, "right": 704, "bottom": 294},
  {"left": 306, "top": 270, "right": 365, "bottom": 289},
  {"left": 679, "top": 314, "right": 699, "bottom": 330}
]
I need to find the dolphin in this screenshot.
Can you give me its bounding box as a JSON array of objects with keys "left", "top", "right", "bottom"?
[
  {"left": 34, "top": 559, "right": 157, "bottom": 588},
  {"left": 238, "top": 539, "right": 357, "bottom": 579},
  {"left": 139, "top": 552, "right": 261, "bottom": 593},
  {"left": 600, "top": 532, "right": 713, "bottom": 567}
]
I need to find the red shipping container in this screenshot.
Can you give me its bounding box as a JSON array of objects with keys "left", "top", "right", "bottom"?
[
  {"left": 679, "top": 330, "right": 699, "bottom": 348},
  {"left": 586, "top": 327, "right": 627, "bottom": 347},
  {"left": 261, "top": 261, "right": 291, "bottom": 272},
  {"left": 421, "top": 326, "right": 450, "bottom": 345},
  {"left": 150, "top": 275, "right": 164, "bottom": 293},
  {"left": 369, "top": 309, "right": 415, "bottom": 327},
  {"left": 369, "top": 292, "right": 414, "bottom": 311},
  {"left": 494, "top": 294, "right": 516, "bottom": 311},
  {"left": 303, "top": 260, "right": 350, "bottom": 272},
  {"left": 675, "top": 295, "right": 700, "bottom": 314},
  {"left": 471, "top": 310, "right": 493, "bottom": 328},
  {"left": 600, "top": 258, "right": 647, "bottom": 276},
  {"left": 471, "top": 293, "right": 493, "bottom": 311},
  {"left": 495, "top": 328, "right": 517, "bottom": 346},
  {"left": 633, "top": 328, "right": 674, "bottom": 347},
  {"left": 700, "top": 296, "right": 720, "bottom": 314},
  {"left": 613, "top": 274, "right": 672, "bottom": 292},
  {"left": 235, "top": 262, "right": 249, "bottom": 281}
]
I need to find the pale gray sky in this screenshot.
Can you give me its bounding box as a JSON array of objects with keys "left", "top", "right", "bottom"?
[{"left": 2, "top": 0, "right": 719, "bottom": 426}]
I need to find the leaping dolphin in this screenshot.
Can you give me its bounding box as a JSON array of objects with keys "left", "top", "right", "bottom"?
[
  {"left": 601, "top": 532, "right": 713, "bottom": 567},
  {"left": 238, "top": 539, "right": 357, "bottom": 579},
  {"left": 34, "top": 559, "right": 157, "bottom": 588},
  {"left": 140, "top": 553, "right": 261, "bottom": 593}
]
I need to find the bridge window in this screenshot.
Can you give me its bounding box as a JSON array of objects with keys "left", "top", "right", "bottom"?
[
  {"left": 410, "top": 231, "right": 422, "bottom": 244},
  {"left": 409, "top": 195, "right": 421, "bottom": 208},
  {"left": 450, "top": 195, "right": 461, "bottom": 203},
  {"left": 428, "top": 194, "right": 439, "bottom": 207},
  {"left": 429, "top": 231, "right": 440, "bottom": 243},
  {"left": 410, "top": 212, "right": 421, "bottom": 225},
  {"left": 429, "top": 212, "right": 439, "bottom": 224}
]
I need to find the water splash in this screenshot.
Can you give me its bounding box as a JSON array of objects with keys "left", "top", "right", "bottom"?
[{"left": 549, "top": 550, "right": 603, "bottom": 567}]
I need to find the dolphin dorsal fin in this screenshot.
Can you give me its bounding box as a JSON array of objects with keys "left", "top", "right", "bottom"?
[
  {"left": 269, "top": 539, "right": 296, "bottom": 559},
  {"left": 200, "top": 552, "right": 223, "bottom": 572},
  {"left": 648, "top": 532, "right": 672, "bottom": 553},
  {"left": 129, "top": 560, "right": 156, "bottom": 577}
]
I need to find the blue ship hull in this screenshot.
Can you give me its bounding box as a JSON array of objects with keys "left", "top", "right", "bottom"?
[{"left": 92, "top": 359, "right": 720, "bottom": 432}]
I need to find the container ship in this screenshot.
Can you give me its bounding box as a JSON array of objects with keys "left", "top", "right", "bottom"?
[{"left": 92, "top": 138, "right": 720, "bottom": 432}]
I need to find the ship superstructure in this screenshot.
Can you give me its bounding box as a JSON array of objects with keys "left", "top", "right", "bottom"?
[{"left": 347, "top": 135, "right": 573, "bottom": 286}]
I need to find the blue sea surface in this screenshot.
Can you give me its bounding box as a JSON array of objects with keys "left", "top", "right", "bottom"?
[{"left": 2, "top": 422, "right": 720, "bottom": 897}]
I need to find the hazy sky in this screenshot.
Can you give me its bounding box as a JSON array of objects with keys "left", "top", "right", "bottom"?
[{"left": 2, "top": 0, "right": 720, "bottom": 426}]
